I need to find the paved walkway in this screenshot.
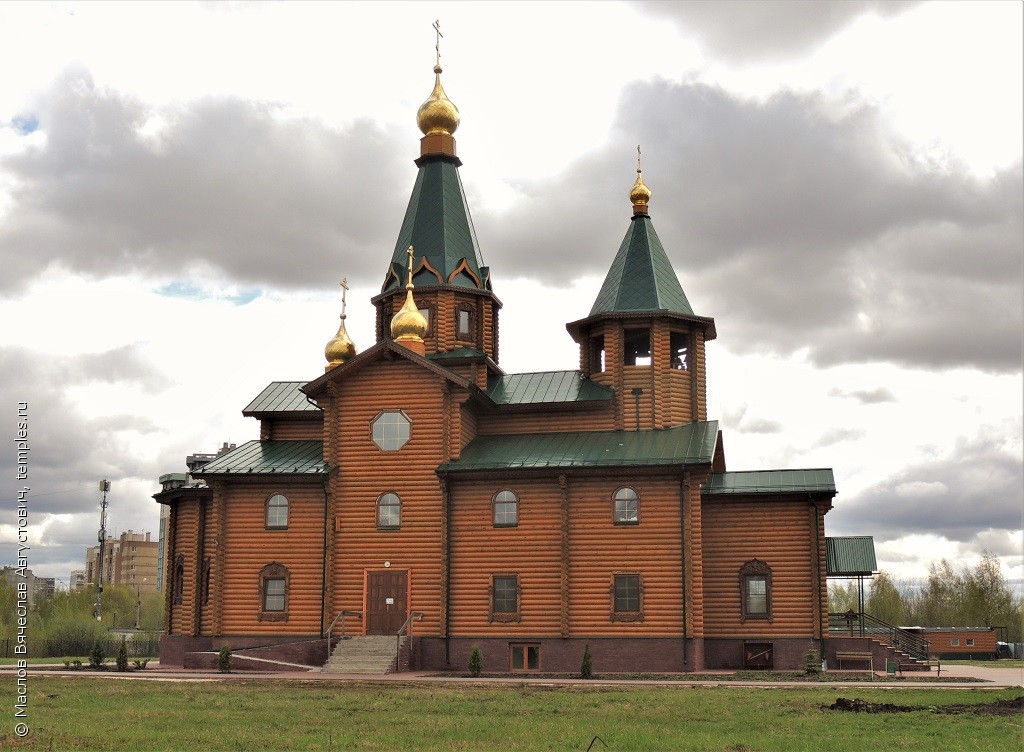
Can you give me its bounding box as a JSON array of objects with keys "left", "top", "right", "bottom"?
[{"left": 6, "top": 662, "right": 1023, "bottom": 689}]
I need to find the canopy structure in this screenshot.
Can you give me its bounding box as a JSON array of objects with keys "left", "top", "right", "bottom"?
[{"left": 825, "top": 536, "right": 878, "bottom": 615}]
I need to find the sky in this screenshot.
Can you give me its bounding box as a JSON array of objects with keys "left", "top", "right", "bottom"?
[{"left": 0, "top": 1, "right": 1021, "bottom": 595}]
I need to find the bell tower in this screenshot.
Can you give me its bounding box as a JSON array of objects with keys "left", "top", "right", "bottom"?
[
  {"left": 567, "top": 151, "right": 716, "bottom": 430},
  {"left": 371, "top": 26, "right": 501, "bottom": 376}
]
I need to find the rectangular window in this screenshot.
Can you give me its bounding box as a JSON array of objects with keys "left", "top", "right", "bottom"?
[
  {"left": 492, "top": 576, "right": 518, "bottom": 614},
  {"left": 966, "top": 638, "right": 975, "bottom": 646},
  {"left": 590, "top": 335, "right": 605, "bottom": 373},
  {"left": 670, "top": 331, "right": 689, "bottom": 370},
  {"left": 510, "top": 644, "right": 540, "bottom": 671},
  {"left": 458, "top": 309, "right": 471, "bottom": 336},
  {"left": 613, "top": 574, "right": 640, "bottom": 613},
  {"left": 950, "top": 638, "right": 960, "bottom": 646},
  {"left": 264, "top": 578, "right": 286, "bottom": 611},
  {"left": 745, "top": 575, "right": 768, "bottom": 616}
]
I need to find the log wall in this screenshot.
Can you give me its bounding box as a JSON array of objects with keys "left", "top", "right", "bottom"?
[{"left": 701, "top": 497, "right": 823, "bottom": 637}]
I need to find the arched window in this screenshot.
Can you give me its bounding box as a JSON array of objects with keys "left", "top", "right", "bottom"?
[
  {"left": 613, "top": 487, "right": 639, "bottom": 525},
  {"left": 377, "top": 493, "right": 401, "bottom": 529},
  {"left": 739, "top": 559, "right": 772, "bottom": 621},
  {"left": 266, "top": 494, "right": 289, "bottom": 529},
  {"left": 172, "top": 555, "right": 185, "bottom": 605},
  {"left": 493, "top": 490, "right": 518, "bottom": 527},
  {"left": 258, "top": 562, "right": 290, "bottom": 622}
]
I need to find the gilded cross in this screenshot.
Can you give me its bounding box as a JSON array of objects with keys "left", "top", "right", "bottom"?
[
  {"left": 406, "top": 245, "right": 415, "bottom": 286},
  {"left": 636, "top": 144, "right": 642, "bottom": 174},
  {"left": 340, "top": 277, "right": 349, "bottom": 317},
  {"left": 433, "top": 20, "right": 443, "bottom": 67}
]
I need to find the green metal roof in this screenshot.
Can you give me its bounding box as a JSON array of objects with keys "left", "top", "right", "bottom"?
[
  {"left": 427, "top": 347, "right": 488, "bottom": 360},
  {"left": 702, "top": 469, "right": 836, "bottom": 496},
  {"left": 826, "top": 536, "right": 878, "bottom": 576},
  {"left": 243, "top": 382, "right": 320, "bottom": 415},
  {"left": 385, "top": 157, "right": 489, "bottom": 292},
  {"left": 195, "top": 440, "right": 326, "bottom": 475},
  {"left": 487, "top": 371, "right": 614, "bottom": 405},
  {"left": 589, "top": 216, "right": 694, "bottom": 316},
  {"left": 439, "top": 421, "right": 718, "bottom": 473}
]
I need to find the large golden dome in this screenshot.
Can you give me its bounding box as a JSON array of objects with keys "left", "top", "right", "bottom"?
[
  {"left": 324, "top": 316, "right": 356, "bottom": 369},
  {"left": 630, "top": 169, "right": 652, "bottom": 209},
  {"left": 416, "top": 65, "right": 460, "bottom": 137},
  {"left": 391, "top": 289, "right": 428, "bottom": 341}
]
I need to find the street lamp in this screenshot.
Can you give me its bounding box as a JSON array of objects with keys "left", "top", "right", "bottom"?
[{"left": 134, "top": 578, "right": 148, "bottom": 630}]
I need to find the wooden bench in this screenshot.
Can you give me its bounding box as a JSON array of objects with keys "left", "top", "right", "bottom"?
[{"left": 835, "top": 651, "right": 874, "bottom": 679}]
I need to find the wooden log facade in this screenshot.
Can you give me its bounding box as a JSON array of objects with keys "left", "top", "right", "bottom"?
[{"left": 155, "top": 62, "right": 841, "bottom": 672}]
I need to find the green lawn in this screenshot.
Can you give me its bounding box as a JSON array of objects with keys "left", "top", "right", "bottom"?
[{"left": 4, "top": 678, "right": 1021, "bottom": 751}]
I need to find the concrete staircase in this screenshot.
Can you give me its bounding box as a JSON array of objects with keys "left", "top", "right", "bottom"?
[{"left": 321, "top": 635, "right": 398, "bottom": 674}]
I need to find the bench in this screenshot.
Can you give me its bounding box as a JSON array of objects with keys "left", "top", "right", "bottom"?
[{"left": 835, "top": 651, "right": 874, "bottom": 679}]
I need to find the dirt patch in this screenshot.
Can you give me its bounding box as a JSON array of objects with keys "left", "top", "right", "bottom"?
[{"left": 827, "top": 696, "right": 1023, "bottom": 716}]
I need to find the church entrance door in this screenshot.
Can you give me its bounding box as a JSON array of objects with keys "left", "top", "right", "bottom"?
[{"left": 365, "top": 570, "right": 408, "bottom": 635}]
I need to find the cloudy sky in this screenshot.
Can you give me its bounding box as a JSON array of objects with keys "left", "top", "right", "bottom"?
[{"left": 0, "top": 1, "right": 1021, "bottom": 593}]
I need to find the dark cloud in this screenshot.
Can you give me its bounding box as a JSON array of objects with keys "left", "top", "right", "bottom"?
[
  {"left": 829, "top": 433, "right": 1023, "bottom": 543},
  {"left": 479, "top": 81, "right": 1023, "bottom": 373},
  {"left": 720, "top": 405, "right": 783, "bottom": 434},
  {"left": 637, "top": 0, "right": 921, "bottom": 63},
  {"left": 829, "top": 387, "right": 896, "bottom": 404},
  {"left": 0, "top": 69, "right": 410, "bottom": 294}
]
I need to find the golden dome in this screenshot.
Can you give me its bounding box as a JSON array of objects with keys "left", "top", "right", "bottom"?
[
  {"left": 630, "top": 169, "right": 652, "bottom": 210},
  {"left": 324, "top": 315, "right": 356, "bottom": 369},
  {"left": 325, "top": 278, "right": 357, "bottom": 370},
  {"left": 391, "top": 288, "right": 428, "bottom": 342},
  {"left": 416, "top": 65, "right": 460, "bottom": 137}
]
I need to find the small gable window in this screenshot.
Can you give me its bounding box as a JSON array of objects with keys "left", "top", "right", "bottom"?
[
  {"left": 377, "top": 492, "right": 402, "bottom": 530},
  {"left": 372, "top": 410, "right": 411, "bottom": 451},
  {"left": 739, "top": 559, "right": 772, "bottom": 621},
  {"left": 493, "top": 490, "right": 519, "bottom": 527},
  {"left": 266, "top": 494, "right": 289, "bottom": 529},
  {"left": 613, "top": 487, "right": 639, "bottom": 525}
]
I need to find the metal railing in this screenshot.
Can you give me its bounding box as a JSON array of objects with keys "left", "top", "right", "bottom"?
[
  {"left": 828, "top": 611, "right": 930, "bottom": 661},
  {"left": 325, "top": 610, "right": 362, "bottom": 662},
  {"left": 396, "top": 611, "right": 424, "bottom": 671}
]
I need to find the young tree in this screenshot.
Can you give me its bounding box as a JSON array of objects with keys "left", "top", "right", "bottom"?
[
  {"left": 866, "top": 571, "right": 906, "bottom": 625},
  {"left": 828, "top": 581, "right": 859, "bottom": 613}
]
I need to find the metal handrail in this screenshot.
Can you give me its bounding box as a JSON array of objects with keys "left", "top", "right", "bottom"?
[
  {"left": 828, "top": 610, "right": 930, "bottom": 661},
  {"left": 325, "top": 610, "right": 362, "bottom": 662},
  {"left": 396, "top": 611, "right": 424, "bottom": 670}
]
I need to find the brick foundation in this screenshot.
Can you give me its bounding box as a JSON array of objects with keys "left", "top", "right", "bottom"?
[{"left": 703, "top": 637, "right": 819, "bottom": 670}]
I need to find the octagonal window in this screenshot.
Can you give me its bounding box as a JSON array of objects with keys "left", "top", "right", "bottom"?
[{"left": 371, "top": 410, "right": 411, "bottom": 451}]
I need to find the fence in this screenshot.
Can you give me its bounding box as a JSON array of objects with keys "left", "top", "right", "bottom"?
[{"left": 0, "top": 633, "right": 162, "bottom": 659}]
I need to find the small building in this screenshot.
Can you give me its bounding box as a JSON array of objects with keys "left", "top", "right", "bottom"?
[{"left": 905, "top": 627, "right": 999, "bottom": 660}]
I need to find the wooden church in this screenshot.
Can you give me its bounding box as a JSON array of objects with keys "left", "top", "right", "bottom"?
[{"left": 155, "top": 55, "right": 839, "bottom": 673}]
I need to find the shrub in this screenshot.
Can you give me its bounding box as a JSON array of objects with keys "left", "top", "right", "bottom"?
[
  {"left": 116, "top": 637, "right": 129, "bottom": 672},
  {"left": 89, "top": 638, "right": 105, "bottom": 669},
  {"left": 804, "top": 645, "right": 821, "bottom": 676},
  {"left": 468, "top": 646, "right": 483, "bottom": 677},
  {"left": 132, "top": 659, "right": 149, "bottom": 670},
  {"left": 217, "top": 644, "right": 232, "bottom": 673},
  {"left": 581, "top": 644, "right": 593, "bottom": 679}
]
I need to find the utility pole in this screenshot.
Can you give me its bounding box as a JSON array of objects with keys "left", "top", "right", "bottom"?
[{"left": 94, "top": 480, "right": 110, "bottom": 621}]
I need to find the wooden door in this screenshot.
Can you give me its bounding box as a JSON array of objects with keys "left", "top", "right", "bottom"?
[{"left": 366, "top": 571, "right": 408, "bottom": 634}]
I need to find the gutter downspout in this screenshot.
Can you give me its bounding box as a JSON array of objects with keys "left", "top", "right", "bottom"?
[
  {"left": 680, "top": 470, "right": 689, "bottom": 670},
  {"left": 809, "top": 495, "right": 825, "bottom": 664},
  {"left": 319, "top": 463, "right": 331, "bottom": 638}
]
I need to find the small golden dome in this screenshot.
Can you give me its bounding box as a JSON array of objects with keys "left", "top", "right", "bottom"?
[
  {"left": 391, "top": 288, "right": 428, "bottom": 342},
  {"left": 630, "top": 169, "right": 652, "bottom": 210},
  {"left": 416, "top": 65, "right": 460, "bottom": 137},
  {"left": 324, "top": 315, "right": 356, "bottom": 369}
]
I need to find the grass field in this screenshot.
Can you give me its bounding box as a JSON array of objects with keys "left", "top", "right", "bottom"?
[{"left": 4, "top": 677, "right": 1021, "bottom": 751}]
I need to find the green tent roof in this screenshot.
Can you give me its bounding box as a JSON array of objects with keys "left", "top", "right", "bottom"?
[
  {"left": 589, "top": 216, "right": 694, "bottom": 316},
  {"left": 195, "top": 440, "right": 326, "bottom": 475},
  {"left": 486, "top": 371, "right": 614, "bottom": 405},
  {"left": 385, "top": 157, "right": 488, "bottom": 291},
  {"left": 702, "top": 469, "right": 836, "bottom": 495},
  {"left": 439, "top": 421, "right": 718, "bottom": 473},
  {"left": 826, "top": 536, "right": 878, "bottom": 576}
]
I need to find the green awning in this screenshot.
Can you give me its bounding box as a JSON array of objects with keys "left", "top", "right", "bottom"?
[{"left": 826, "top": 536, "right": 878, "bottom": 576}]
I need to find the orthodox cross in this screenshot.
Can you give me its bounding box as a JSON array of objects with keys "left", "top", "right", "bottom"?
[
  {"left": 406, "top": 245, "right": 415, "bottom": 287},
  {"left": 636, "top": 144, "right": 642, "bottom": 175},
  {"left": 339, "top": 277, "right": 349, "bottom": 317},
  {"left": 433, "top": 20, "right": 443, "bottom": 67}
]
